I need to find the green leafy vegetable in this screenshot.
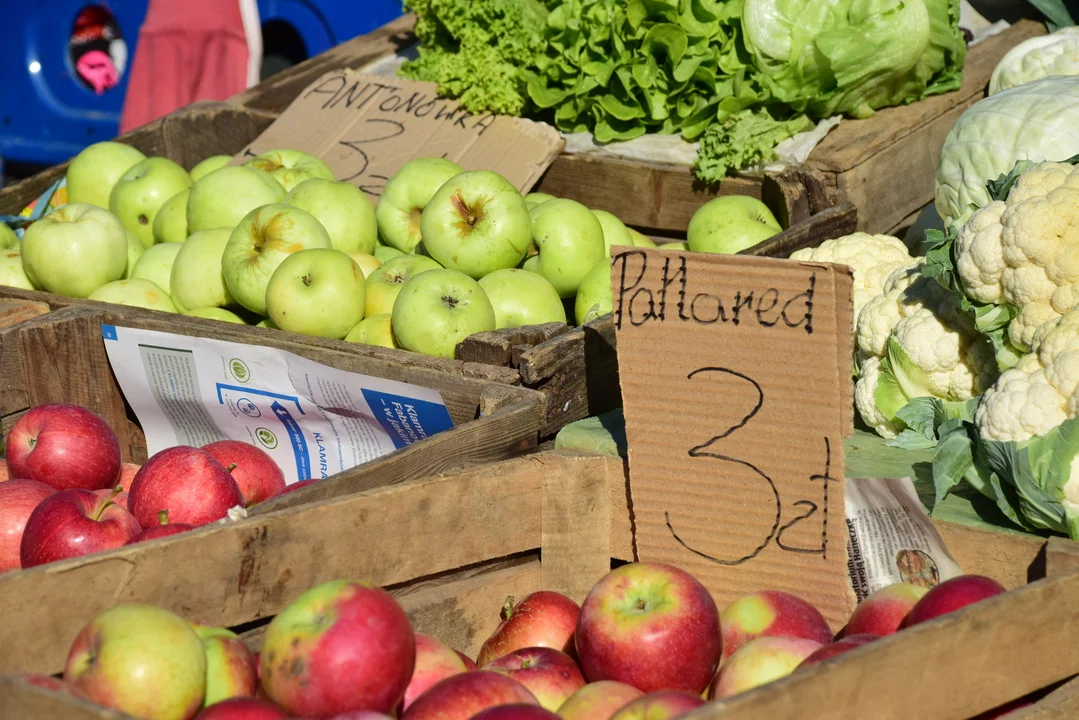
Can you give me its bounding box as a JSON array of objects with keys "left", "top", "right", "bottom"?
[{"left": 693, "top": 109, "right": 814, "bottom": 182}]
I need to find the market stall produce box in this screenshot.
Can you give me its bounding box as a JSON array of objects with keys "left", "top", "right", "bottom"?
[{"left": 2, "top": 451, "right": 1079, "bottom": 720}]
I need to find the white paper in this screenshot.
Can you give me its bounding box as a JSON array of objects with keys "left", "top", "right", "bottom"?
[
  {"left": 845, "top": 476, "right": 963, "bottom": 601},
  {"left": 101, "top": 324, "right": 455, "bottom": 485}
]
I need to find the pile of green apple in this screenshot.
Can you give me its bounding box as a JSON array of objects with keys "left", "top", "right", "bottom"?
[{"left": 3, "top": 142, "right": 783, "bottom": 359}]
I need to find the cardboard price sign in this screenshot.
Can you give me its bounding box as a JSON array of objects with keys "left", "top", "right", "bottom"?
[
  {"left": 236, "top": 70, "right": 564, "bottom": 197},
  {"left": 612, "top": 248, "right": 856, "bottom": 628}
]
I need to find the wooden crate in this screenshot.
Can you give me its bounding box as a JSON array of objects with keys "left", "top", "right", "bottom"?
[{"left": 3, "top": 450, "right": 1079, "bottom": 720}]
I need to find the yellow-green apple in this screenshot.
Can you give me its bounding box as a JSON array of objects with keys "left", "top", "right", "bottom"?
[
  {"left": 710, "top": 637, "right": 822, "bottom": 700},
  {"left": 524, "top": 192, "right": 556, "bottom": 209},
  {"left": 901, "top": 575, "right": 1006, "bottom": 628},
  {"left": 402, "top": 633, "right": 471, "bottom": 712},
  {"left": 473, "top": 706, "right": 562, "bottom": 720},
  {"left": 349, "top": 252, "right": 382, "bottom": 278},
  {"left": 187, "top": 166, "right": 285, "bottom": 233},
  {"left": 796, "top": 634, "right": 878, "bottom": 668},
  {"left": 170, "top": 228, "right": 235, "bottom": 312},
  {"left": 478, "top": 269, "right": 567, "bottom": 328},
  {"left": 401, "top": 671, "right": 538, "bottom": 720},
  {"left": 65, "top": 141, "right": 146, "bottom": 208},
  {"left": 64, "top": 603, "right": 207, "bottom": 720},
  {"left": 260, "top": 579, "right": 415, "bottom": 716},
  {"left": 556, "top": 681, "right": 642, "bottom": 720},
  {"left": 153, "top": 189, "right": 191, "bottom": 245},
  {"left": 245, "top": 149, "right": 334, "bottom": 192},
  {"left": 391, "top": 269, "right": 496, "bottom": 358},
  {"left": 0, "top": 479, "right": 55, "bottom": 571},
  {"left": 844, "top": 583, "right": 928, "bottom": 637},
  {"left": 591, "top": 210, "right": 633, "bottom": 256},
  {"left": 194, "top": 698, "right": 290, "bottom": 719},
  {"left": 420, "top": 170, "right": 531, "bottom": 278},
  {"left": 345, "top": 314, "right": 400, "bottom": 349},
  {"left": 128, "top": 446, "right": 245, "bottom": 527},
  {"left": 660, "top": 241, "right": 688, "bottom": 251},
  {"left": 608, "top": 691, "right": 705, "bottom": 720},
  {"left": 374, "top": 245, "right": 406, "bottom": 263},
  {"left": 376, "top": 158, "right": 463, "bottom": 253},
  {"left": 265, "top": 248, "right": 365, "bottom": 339},
  {"left": 256, "top": 318, "right": 278, "bottom": 329},
  {"left": 21, "top": 203, "right": 127, "bottom": 296},
  {"left": 19, "top": 487, "right": 140, "bottom": 567},
  {"left": 574, "top": 259, "right": 613, "bottom": 325},
  {"left": 7, "top": 403, "right": 122, "bottom": 491},
  {"left": 686, "top": 196, "right": 781, "bottom": 254},
  {"left": 286, "top": 178, "right": 377, "bottom": 254},
  {"left": 130, "top": 241, "right": 182, "bottom": 295},
  {"left": 719, "top": 590, "right": 833, "bottom": 662},
  {"left": 185, "top": 307, "right": 246, "bottom": 324},
  {"left": 125, "top": 510, "right": 195, "bottom": 544},
  {"left": 485, "top": 648, "right": 585, "bottom": 711},
  {"left": 477, "top": 591, "right": 580, "bottom": 667},
  {"left": 193, "top": 625, "right": 259, "bottom": 707},
  {"left": 190, "top": 155, "right": 231, "bottom": 183},
  {"left": 125, "top": 231, "right": 145, "bottom": 279},
  {"left": 527, "top": 200, "right": 606, "bottom": 298},
  {"left": 89, "top": 279, "right": 178, "bottom": 313},
  {"left": 222, "top": 204, "right": 332, "bottom": 315},
  {"left": 110, "top": 157, "right": 192, "bottom": 247},
  {"left": 365, "top": 255, "right": 442, "bottom": 317},
  {"left": 626, "top": 228, "right": 657, "bottom": 248},
  {"left": 0, "top": 250, "right": 37, "bottom": 290},
  {"left": 202, "top": 440, "right": 285, "bottom": 506},
  {"left": 0, "top": 224, "right": 17, "bottom": 249},
  {"left": 575, "top": 562, "right": 721, "bottom": 693},
  {"left": 0, "top": 458, "right": 9, "bottom": 482}
]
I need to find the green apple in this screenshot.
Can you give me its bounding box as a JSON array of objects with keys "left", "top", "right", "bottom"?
[
  {"left": 528, "top": 199, "right": 606, "bottom": 298},
  {"left": 192, "top": 625, "right": 258, "bottom": 707},
  {"left": 186, "top": 166, "right": 285, "bottom": 233},
  {"left": 391, "top": 269, "right": 495, "bottom": 358},
  {"left": 375, "top": 157, "right": 463, "bottom": 252},
  {"left": 374, "top": 245, "right": 405, "bottom": 263},
  {"left": 222, "top": 204, "right": 332, "bottom": 315},
  {"left": 687, "top": 196, "right": 782, "bottom": 254},
  {"left": 185, "top": 307, "right": 246, "bottom": 324},
  {"left": 0, "top": 250, "right": 37, "bottom": 290},
  {"left": 344, "top": 313, "right": 400, "bottom": 349},
  {"left": 265, "top": 248, "right": 366, "bottom": 339},
  {"left": 574, "top": 258, "right": 614, "bottom": 325},
  {"left": 628, "top": 227, "right": 657, "bottom": 247},
  {"left": 89, "top": 279, "right": 178, "bottom": 313},
  {"left": 478, "top": 268, "right": 567, "bottom": 328},
  {"left": 109, "top": 158, "right": 192, "bottom": 247},
  {"left": 420, "top": 170, "right": 531, "bottom": 279},
  {"left": 592, "top": 209, "right": 634, "bottom": 256},
  {"left": 21, "top": 203, "right": 127, "bottom": 297},
  {"left": 661, "top": 241, "right": 689, "bottom": 251},
  {"left": 256, "top": 318, "right": 278, "bottom": 329},
  {"left": 365, "top": 254, "right": 442, "bottom": 317},
  {"left": 65, "top": 141, "right": 146, "bottom": 208},
  {"left": 124, "top": 232, "right": 145, "bottom": 279},
  {"left": 0, "top": 224, "right": 18, "bottom": 250},
  {"left": 348, "top": 252, "right": 381, "bottom": 278},
  {"left": 245, "top": 149, "right": 334, "bottom": 192},
  {"left": 525, "top": 192, "right": 557, "bottom": 209},
  {"left": 152, "top": 189, "right": 190, "bottom": 244},
  {"left": 285, "top": 178, "right": 377, "bottom": 254},
  {"left": 130, "top": 242, "right": 182, "bottom": 296},
  {"left": 190, "top": 155, "right": 231, "bottom": 182},
  {"left": 170, "top": 228, "right": 235, "bottom": 312}
]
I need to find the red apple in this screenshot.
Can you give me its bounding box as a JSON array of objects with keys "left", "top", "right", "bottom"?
[
  {"left": 129, "top": 446, "right": 245, "bottom": 527},
  {"left": 5, "top": 673, "right": 79, "bottom": 696},
  {"left": 401, "top": 671, "right": 538, "bottom": 720},
  {"left": 5, "top": 403, "right": 122, "bottom": 491},
  {"left": 719, "top": 590, "right": 833, "bottom": 662},
  {"left": 195, "top": 698, "right": 289, "bottom": 720},
  {"left": 608, "top": 691, "right": 706, "bottom": 720},
  {"left": 457, "top": 651, "right": 478, "bottom": 670},
  {"left": 195, "top": 625, "right": 260, "bottom": 706},
  {"left": 970, "top": 697, "right": 1034, "bottom": 719},
  {"left": 202, "top": 440, "right": 286, "bottom": 505},
  {"left": 472, "top": 705, "right": 562, "bottom": 720},
  {"left": 575, "top": 562, "right": 720, "bottom": 693},
  {"left": 402, "top": 633, "right": 470, "bottom": 711},
  {"left": 260, "top": 579, "right": 415, "bottom": 717},
  {"left": 126, "top": 510, "right": 196, "bottom": 545},
  {"left": 485, "top": 648, "right": 585, "bottom": 710},
  {"left": 324, "top": 713, "right": 397, "bottom": 720},
  {"left": 272, "top": 479, "right": 317, "bottom": 498},
  {"left": 0, "top": 479, "right": 55, "bottom": 571},
  {"left": 844, "top": 583, "right": 928, "bottom": 637},
  {"left": 477, "top": 591, "right": 581, "bottom": 666},
  {"left": 797, "top": 634, "right": 878, "bottom": 668},
  {"left": 20, "top": 487, "right": 140, "bottom": 567},
  {"left": 118, "top": 462, "right": 141, "bottom": 492},
  {"left": 902, "top": 575, "right": 1006, "bottom": 628},
  {"left": 711, "top": 637, "right": 823, "bottom": 700},
  {"left": 557, "top": 681, "right": 643, "bottom": 720}
]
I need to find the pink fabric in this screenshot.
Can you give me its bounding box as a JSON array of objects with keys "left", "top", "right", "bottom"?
[{"left": 119, "top": 0, "right": 249, "bottom": 133}]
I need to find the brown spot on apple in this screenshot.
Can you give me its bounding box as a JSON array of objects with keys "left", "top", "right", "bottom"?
[{"left": 138, "top": 215, "right": 148, "bottom": 225}]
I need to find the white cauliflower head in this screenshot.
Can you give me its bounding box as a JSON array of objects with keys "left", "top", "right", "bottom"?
[
  {"left": 856, "top": 261, "right": 941, "bottom": 360},
  {"left": 855, "top": 356, "right": 904, "bottom": 439}
]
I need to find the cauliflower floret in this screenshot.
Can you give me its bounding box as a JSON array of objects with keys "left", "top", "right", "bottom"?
[
  {"left": 891, "top": 308, "right": 997, "bottom": 400},
  {"left": 855, "top": 261, "right": 944, "bottom": 360},
  {"left": 855, "top": 356, "right": 903, "bottom": 439},
  {"left": 955, "top": 201, "right": 1006, "bottom": 304}
]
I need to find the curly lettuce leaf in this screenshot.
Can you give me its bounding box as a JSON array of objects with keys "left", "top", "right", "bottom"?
[{"left": 692, "top": 108, "right": 813, "bottom": 182}]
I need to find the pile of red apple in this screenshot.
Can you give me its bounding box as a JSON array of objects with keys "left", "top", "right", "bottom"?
[
  {"left": 0, "top": 403, "right": 309, "bottom": 573},
  {"left": 4, "top": 560, "right": 1027, "bottom": 720}
]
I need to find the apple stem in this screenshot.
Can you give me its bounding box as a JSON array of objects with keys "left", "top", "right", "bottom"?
[
  {"left": 500, "top": 595, "right": 516, "bottom": 622},
  {"left": 157, "top": 510, "right": 170, "bottom": 526},
  {"left": 226, "top": 463, "right": 238, "bottom": 474},
  {"left": 91, "top": 486, "right": 125, "bottom": 521}
]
